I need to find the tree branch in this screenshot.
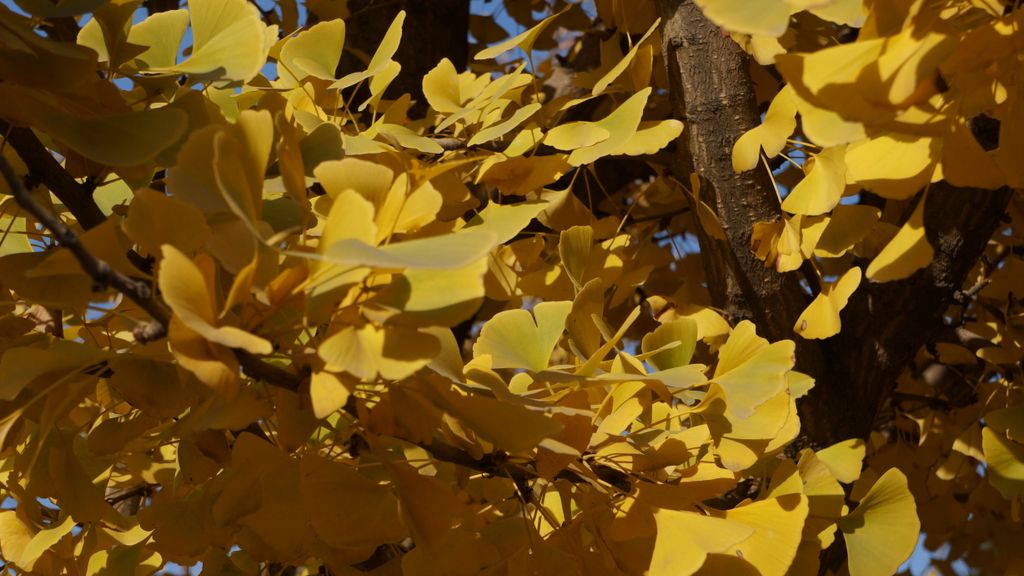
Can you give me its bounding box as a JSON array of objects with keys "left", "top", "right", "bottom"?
[
  {"left": 0, "top": 155, "right": 171, "bottom": 342},
  {"left": 805, "top": 184, "right": 1013, "bottom": 445},
  {"left": 655, "top": 0, "right": 824, "bottom": 374},
  {"left": 654, "top": 0, "right": 812, "bottom": 341},
  {"left": 1, "top": 121, "right": 107, "bottom": 229}
]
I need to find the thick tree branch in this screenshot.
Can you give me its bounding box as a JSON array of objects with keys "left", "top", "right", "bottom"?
[
  {"left": 805, "top": 184, "right": 1013, "bottom": 445},
  {"left": 654, "top": 0, "right": 813, "bottom": 344},
  {"left": 1, "top": 121, "right": 107, "bottom": 229},
  {"left": 0, "top": 156, "right": 171, "bottom": 342}
]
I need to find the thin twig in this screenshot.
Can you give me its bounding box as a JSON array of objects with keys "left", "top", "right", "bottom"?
[
  {"left": 0, "top": 156, "right": 171, "bottom": 342},
  {"left": 235, "top": 350, "right": 306, "bottom": 392}
]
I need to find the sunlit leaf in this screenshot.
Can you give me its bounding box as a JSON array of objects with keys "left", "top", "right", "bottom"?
[
  {"left": 733, "top": 85, "right": 798, "bottom": 172},
  {"left": 838, "top": 469, "right": 919, "bottom": 576},
  {"left": 473, "top": 301, "right": 573, "bottom": 371},
  {"left": 474, "top": 7, "right": 566, "bottom": 60},
  {"left": 279, "top": 19, "right": 345, "bottom": 83},
  {"left": 815, "top": 439, "right": 867, "bottom": 484},
  {"left": 711, "top": 321, "right": 795, "bottom": 418},
  {"left": 650, "top": 508, "right": 754, "bottom": 575},
  {"left": 781, "top": 146, "right": 847, "bottom": 216},
  {"left": 318, "top": 323, "right": 439, "bottom": 381},
  {"left": 865, "top": 194, "right": 933, "bottom": 282},
  {"left": 695, "top": 0, "right": 790, "bottom": 37},
  {"left": 160, "top": 245, "right": 272, "bottom": 354},
  {"left": 793, "top": 267, "right": 861, "bottom": 340},
  {"left": 331, "top": 10, "right": 405, "bottom": 90}
]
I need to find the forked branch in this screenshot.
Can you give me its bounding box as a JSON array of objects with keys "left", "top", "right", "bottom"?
[{"left": 0, "top": 155, "right": 172, "bottom": 342}]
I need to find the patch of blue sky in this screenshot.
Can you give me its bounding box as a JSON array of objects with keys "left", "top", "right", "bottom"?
[{"left": 901, "top": 533, "right": 975, "bottom": 576}]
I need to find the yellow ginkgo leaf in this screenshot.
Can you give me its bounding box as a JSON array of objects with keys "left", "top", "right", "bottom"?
[
  {"left": 358, "top": 59, "right": 401, "bottom": 111},
  {"left": 422, "top": 58, "right": 463, "bottom": 113},
  {"left": 376, "top": 123, "right": 445, "bottom": 154},
  {"left": 781, "top": 146, "right": 847, "bottom": 216},
  {"left": 124, "top": 9, "right": 189, "bottom": 69},
  {"left": 814, "top": 205, "right": 880, "bottom": 257},
  {"left": 718, "top": 493, "right": 809, "bottom": 576},
  {"left": 845, "top": 134, "right": 939, "bottom": 199},
  {"left": 0, "top": 511, "right": 35, "bottom": 572},
  {"left": 435, "top": 390, "right": 565, "bottom": 453},
  {"left": 145, "top": 0, "right": 272, "bottom": 85},
  {"left": 865, "top": 29, "right": 956, "bottom": 109},
  {"left": 317, "top": 323, "right": 439, "bottom": 381},
  {"left": 168, "top": 318, "right": 242, "bottom": 397},
  {"left": 462, "top": 200, "right": 550, "bottom": 244},
  {"left": 473, "top": 301, "right": 573, "bottom": 371},
  {"left": 123, "top": 188, "right": 211, "bottom": 256},
  {"left": 315, "top": 157, "right": 394, "bottom": 205},
  {"left": 478, "top": 154, "right": 572, "bottom": 195},
  {"left": 865, "top": 194, "right": 933, "bottom": 282},
  {"left": 815, "top": 438, "right": 867, "bottom": 484},
  {"left": 386, "top": 461, "right": 461, "bottom": 549},
  {"left": 776, "top": 40, "right": 888, "bottom": 131},
  {"left": 544, "top": 122, "right": 611, "bottom": 151},
  {"left": 320, "top": 190, "right": 377, "bottom": 260},
  {"left": 617, "top": 119, "right": 685, "bottom": 157},
  {"left": 309, "top": 370, "right": 351, "bottom": 419},
  {"left": 373, "top": 173, "right": 443, "bottom": 240},
  {"left": 159, "top": 245, "right": 272, "bottom": 355},
  {"left": 942, "top": 116, "right": 1005, "bottom": 190},
  {"left": 796, "top": 449, "right": 847, "bottom": 551},
  {"left": 562, "top": 87, "right": 655, "bottom": 166},
  {"left": 838, "top": 468, "right": 920, "bottom": 576},
  {"left": 18, "top": 515, "right": 76, "bottom": 572},
  {"left": 650, "top": 508, "right": 754, "bottom": 576},
  {"left": 0, "top": 343, "right": 103, "bottom": 406},
  {"left": 331, "top": 10, "right": 404, "bottom": 90},
  {"left": 809, "top": 0, "right": 866, "bottom": 27},
  {"left": 697, "top": 384, "right": 795, "bottom": 470},
  {"left": 300, "top": 454, "right": 406, "bottom": 549},
  {"left": 591, "top": 19, "right": 660, "bottom": 96},
  {"left": 0, "top": 86, "right": 188, "bottom": 167},
  {"left": 371, "top": 257, "right": 488, "bottom": 327},
  {"left": 279, "top": 19, "right": 345, "bottom": 84},
  {"left": 982, "top": 425, "right": 1024, "bottom": 499},
  {"left": 318, "top": 229, "right": 497, "bottom": 270},
  {"left": 641, "top": 318, "right": 698, "bottom": 371},
  {"left": 794, "top": 266, "right": 861, "bottom": 339},
  {"left": 695, "top": 0, "right": 790, "bottom": 37},
  {"left": 474, "top": 7, "right": 566, "bottom": 60},
  {"left": 711, "top": 321, "right": 795, "bottom": 418},
  {"left": 733, "top": 85, "right": 798, "bottom": 172},
  {"left": 468, "top": 103, "right": 542, "bottom": 146},
  {"left": 559, "top": 225, "right": 593, "bottom": 291}
]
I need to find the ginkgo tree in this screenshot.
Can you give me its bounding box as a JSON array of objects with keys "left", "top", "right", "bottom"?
[{"left": 0, "top": 0, "right": 1020, "bottom": 574}]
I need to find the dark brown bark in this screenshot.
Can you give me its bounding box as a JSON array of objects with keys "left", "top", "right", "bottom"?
[
  {"left": 807, "top": 184, "right": 1013, "bottom": 445},
  {"left": 1, "top": 122, "right": 107, "bottom": 229},
  {"left": 655, "top": 6, "right": 1013, "bottom": 572},
  {"left": 654, "top": 0, "right": 824, "bottom": 381},
  {"left": 653, "top": 0, "right": 1012, "bottom": 449}
]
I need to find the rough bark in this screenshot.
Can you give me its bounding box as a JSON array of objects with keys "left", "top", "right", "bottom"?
[
  {"left": 654, "top": 0, "right": 1013, "bottom": 450},
  {"left": 654, "top": 0, "right": 825, "bottom": 390},
  {"left": 807, "top": 184, "right": 1013, "bottom": 445}
]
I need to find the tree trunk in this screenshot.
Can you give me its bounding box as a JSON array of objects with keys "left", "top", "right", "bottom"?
[{"left": 654, "top": 0, "right": 1012, "bottom": 449}]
